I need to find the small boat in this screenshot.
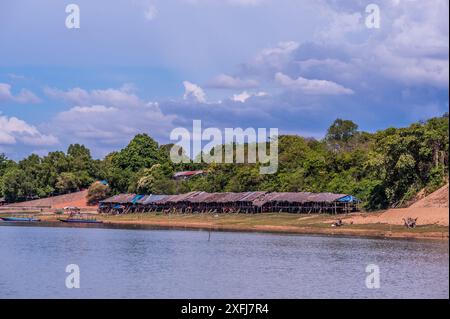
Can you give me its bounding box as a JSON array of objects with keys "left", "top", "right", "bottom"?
[
  {"left": 58, "top": 218, "right": 103, "bottom": 224},
  {"left": 58, "top": 209, "right": 102, "bottom": 224},
  {"left": 1, "top": 216, "right": 41, "bottom": 222}
]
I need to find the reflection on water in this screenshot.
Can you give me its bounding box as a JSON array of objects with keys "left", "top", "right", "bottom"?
[{"left": 0, "top": 225, "right": 448, "bottom": 298}]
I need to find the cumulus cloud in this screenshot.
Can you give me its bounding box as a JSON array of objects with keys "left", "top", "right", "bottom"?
[
  {"left": 232, "top": 91, "right": 267, "bottom": 103},
  {"left": 3, "top": 0, "right": 448, "bottom": 159},
  {"left": 248, "top": 41, "right": 300, "bottom": 74},
  {"left": 0, "top": 113, "right": 58, "bottom": 146},
  {"left": 183, "top": 81, "right": 207, "bottom": 103},
  {"left": 275, "top": 72, "right": 354, "bottom": 95},
  {"left": 231, "top": 0, "right": 448, "bottom": 89},
  {"left": 0, "top": 83, "right": 41, "bottom": 104},
  {"left": 207, "top": 74, "right": 259, "bottom": 89},
  {"left": 41, "top": 84, "right": 178, "bottom": 157},
  {"left": 50, "top": 101, "right": 176, "bottom": 153},
  {"left": 310, "top": 0, "right": 449, "bottom": 87}
]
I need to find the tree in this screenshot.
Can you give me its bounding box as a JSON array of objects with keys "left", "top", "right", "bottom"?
[
  {"left": 136, "top": 164, "right": 177, "bottom": 194},
  {"left": 56, "top": 172, "right": 80, "bottom": 193},
  {"left": 67, "top": 144, "right": 92, "bottom": 171},
  {"left": 0, "top": 154, "right": 16, "bottom": 197},
  {"left": 112, "top": 134, "right": 166, "bottom": 172},
  {"left": 87, "top": 181, "right": 110, "bottom": 205},
  {"left": 326, "top": 119, "right": 359, "bottom": 143},
  {"left": 0, "top": 116, "right": 447, "bottom": 211},
  {"left": 1, "top": 168, "right": 32, "bottom": 202}
]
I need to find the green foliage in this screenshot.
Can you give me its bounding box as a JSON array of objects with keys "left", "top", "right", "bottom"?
[
  {"left": 2, "top": 168, "right": 30, "bottom": 202},
  {"left": 110, "top": 134, "right": 167, "bottom": 171},
  {"left": 87, "top": 181, "right": 110, "bottom": 205},
  {"left": 326, "top": 118, "right": 359, "bottom": 143},
  {"left": 56, "top": 172, "right": 80, "bottom": 193},
  {"left": 0, "top": 115, "right": 447, "bottom": 210},
  {"left": 135, "top": 164, "right": 177, "bottom": 195}
]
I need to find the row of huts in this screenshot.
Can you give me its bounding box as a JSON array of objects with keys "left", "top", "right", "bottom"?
[{"left": 98, "top": 191, "right": 359, "bottom": 215}]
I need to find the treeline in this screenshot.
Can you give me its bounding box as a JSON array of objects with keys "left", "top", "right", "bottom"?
[{"left": 1, "top": 115, "right": 448, "bottom": 210}]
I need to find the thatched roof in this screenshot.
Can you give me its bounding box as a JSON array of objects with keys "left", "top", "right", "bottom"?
[
  {"left": 100, "top": 191, "right": 354, "bottom": 206},
  {"left": 187, "top": 192, "right": 215, "bottom": 203},
  {"left": 252, "top": 192, "right": 350, "bottom": 206},
  {"left": 237, "top": 191, "right": 267, "bottom": 203},
  {"left": 157, "top": 192, "right": 203, "bottom": 204},
  {"left": 100, "top": 194, "right": 136, "bottom": 204},
  {"left": 140, "top": 195, "right": 169, "bottom": 205}
]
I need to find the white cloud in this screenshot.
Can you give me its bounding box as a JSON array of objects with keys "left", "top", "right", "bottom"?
[
  {"left": 313, "top": 0, "right": 449, "bottom": 87},
  {"left": 144, "top": 3, "right": 157, "bottom": 20},
  {"left": 232, "top": 0, "right": 448, "bottom": 89},
  {"left": 15, "top": 89, "right": 41, "bottom": 104},
  {"left": 0, "top": 83, "right": 40, "bottom": 104},
  {"left": 69, "top": 105, "right": 118, "bottom": 114},
  {"left": 275, "top": 72, "right": 354, "bottom": 95},
  {"left": 40, "top": 85, "right": 179, "bottom": 157},
  {"left": 253, "top": 41, "right": 299, "bottom": 70},
  {"left": 232, "top": 91, "right": 267, "bottom": 103},
  {"left": 183, "top": 81, "right": 207, "bottom": 103},
  {"left": 44, "top": 85, "right": 142, "bottom": 107},
  {"left": 232, "top": 91, "right": 251, "bottom": 103},
  {"left": 208, "top": 74, "right": 259, "bottom": 89},
  {"left": 0, "top": 114, "right": 58, "bottom": 146},
  {"left": 51, "top": 101, "right": 176, "bottom": 152}
]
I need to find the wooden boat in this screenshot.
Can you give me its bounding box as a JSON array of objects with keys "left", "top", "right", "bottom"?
[
  {"left": 1, "top": 216, "right": 41, "bottom": 222},
  {"left": 58, "top": 217, "right": 103, "bottom": 224},
  {"left": 58, "top": 210, "right": 102, "bottom": 224}
]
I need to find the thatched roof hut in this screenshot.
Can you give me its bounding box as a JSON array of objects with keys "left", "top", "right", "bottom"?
[{"left": 99, "top": 191, "right": 359, "bottom": 214}]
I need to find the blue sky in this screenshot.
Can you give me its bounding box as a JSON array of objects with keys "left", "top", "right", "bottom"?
[{"left": 0, "top": 0, "right": 448, "bottom": 159}]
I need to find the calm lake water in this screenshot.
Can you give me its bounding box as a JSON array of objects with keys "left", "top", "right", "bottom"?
[{"left": 0, "top": 225, "right": 448, "bottom": 298}]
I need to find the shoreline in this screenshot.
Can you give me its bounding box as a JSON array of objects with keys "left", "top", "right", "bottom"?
[
  {"left": 1, "top": 212, "right": 448, "bottom": 241},
  {"left": 106, "top": 220, "right": 449, "bottom": 241}
]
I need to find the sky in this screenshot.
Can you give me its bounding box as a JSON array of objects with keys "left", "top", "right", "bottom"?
[{"left": 0, "top": 0, "right": 449, "bottom": 160}]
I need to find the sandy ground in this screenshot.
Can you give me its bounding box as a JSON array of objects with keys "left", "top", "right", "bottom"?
[
  {"left": 410, "top": 183, "right": 449, "bottom": 208},
  {"left": 344, "top": 184, "right": 449, "bottom": 226},
  {"left": 344, "top": 208, "right": 448, "bottom": 226},
  {"left": 2, "top": 190, "right": 96, "bottom": 210}
]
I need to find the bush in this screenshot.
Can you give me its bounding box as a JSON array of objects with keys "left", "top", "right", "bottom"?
[{"left": 87, "top": 181, "right": 110, "bottom": 205}]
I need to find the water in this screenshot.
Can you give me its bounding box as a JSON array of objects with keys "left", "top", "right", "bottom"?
[{"left": 0, "top": 225, "right": 448, "bottom": 298}]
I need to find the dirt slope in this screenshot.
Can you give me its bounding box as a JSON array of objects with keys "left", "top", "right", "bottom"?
[
  {"left": 348, "top": 184, "right": 449, "bottom": 226},
  {"left": 410, "top": 183, "right": 449, "bottom": 208},
  {"left": 4, "top": 190, "right": 95, "bottom": 209}
]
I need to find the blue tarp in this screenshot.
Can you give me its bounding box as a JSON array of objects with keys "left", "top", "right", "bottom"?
[
  {"left": 113, "top": 204, "right": 122, "bottom": 209},
  {"left": 336, "top": 195, "right": 359, "bottom": 203},
  {"left": 131, "top": 194, "right": 145, "bottom": 204}
]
